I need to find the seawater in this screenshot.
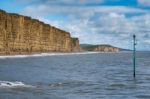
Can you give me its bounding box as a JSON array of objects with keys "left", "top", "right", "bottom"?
[{"left": 0, "top": 52, "right": 150, "bottom": 99}]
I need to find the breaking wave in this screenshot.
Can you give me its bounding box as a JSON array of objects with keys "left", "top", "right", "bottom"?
[{"left": 0, "top": 81, "right": 35, "bottom": 88}]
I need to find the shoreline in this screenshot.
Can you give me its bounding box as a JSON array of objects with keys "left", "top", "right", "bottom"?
[
  {"left": 0, "top": 52, "right": 99, "bottom": 59},
  {"left": 0, "top": 51, "right": 136, "bottom": 59}
]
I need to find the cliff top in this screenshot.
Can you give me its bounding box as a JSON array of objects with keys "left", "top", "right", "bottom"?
[{"left": 0, "top": 9, "right": 70, "bottom": 35}]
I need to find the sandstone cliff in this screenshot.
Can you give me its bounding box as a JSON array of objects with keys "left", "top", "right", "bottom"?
[
  {"left": 71, "top": 38, "right": 81, "bottom": 52},
  {"left": 0, "top": 9, "right": 80, "bottom": 54},
  {"left": 94, "top": 45, "right": 119, "bottom": 52},
  {"left": 80, "top": 44, "right": 120, "bottom": 52}
]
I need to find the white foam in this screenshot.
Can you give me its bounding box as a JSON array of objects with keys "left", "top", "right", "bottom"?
[
  {"left": 0, "top": 81, "right": 34, "bottom": 88},
  {"left": 0, "top": 52, "right": 100, "bottom": 59}
]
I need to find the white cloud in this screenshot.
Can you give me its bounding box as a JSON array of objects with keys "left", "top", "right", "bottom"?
[
  {"left": 14, "top": 0, "right": 104, "bottom": 5},
  {"left": 21, "top": 5, "right": 148, "bottom": 17},
  {"left": 60, "top": 0, "right": 104, "bottom": 4},
  {"left": 109, "top": 12, "right": 125, "bottom": 18},
  {"left": 64, "top": 13, "right": 150, "bottom": 49},
  {"left": 40, "top": 13, "right": 149, "bottom": 48},
  {"left": 138, "top": 0, "right": 150, "bottom": 6},
  {"left": 144, "top": 40, "right": 150, "bottom": 43},
  {"left": 19, "top": 1, "right": 150, "bottom": 50}
]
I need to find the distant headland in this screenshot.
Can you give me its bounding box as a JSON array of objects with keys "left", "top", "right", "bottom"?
[
  {"left": 80, "top": 44, "right": 120, "bottom": 52},
  {"left": 80, "top": 44, "right": 131, "bottom": 52}
]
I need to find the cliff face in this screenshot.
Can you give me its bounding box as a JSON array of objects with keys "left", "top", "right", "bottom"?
[
  {"left": 0, "top": 10, "right": 80, "bottom": 54},
  {"left": 71, "top": 38, "right": 81, "bottom": 52},
  {"left": 94, "top": 45, "right": 119, "bottom": 52},
  {"left": 80, "top": 44, "right": 120, "bottom": 52}
]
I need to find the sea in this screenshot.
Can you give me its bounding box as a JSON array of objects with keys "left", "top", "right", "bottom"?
[{"left": 0, "top": 51, "right": 150, "bottom": 99}]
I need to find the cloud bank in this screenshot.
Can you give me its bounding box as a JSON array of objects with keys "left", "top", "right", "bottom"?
[
  {"left": 13, "top": 0, "right": 150, "bottom": 50},
  {"left": 138, "top": 0, "right": 150, "bottom": 6}
]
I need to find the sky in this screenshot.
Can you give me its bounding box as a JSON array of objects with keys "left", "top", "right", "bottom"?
[{"left": 0, "top": 0, "right": 150, "bottom": 50}]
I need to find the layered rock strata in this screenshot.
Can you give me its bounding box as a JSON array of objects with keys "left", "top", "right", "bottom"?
[{"left": 0, "top": 9, "right": 80, "bottom": 54}]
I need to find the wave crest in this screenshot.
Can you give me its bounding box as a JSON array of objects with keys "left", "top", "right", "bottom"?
[{"left": 0, "top": 81, "right": 34, "bottom": 88}]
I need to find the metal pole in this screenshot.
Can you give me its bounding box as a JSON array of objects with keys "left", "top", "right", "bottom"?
[{"left": 133, "top": 34, "right": 136, "bottom": 78}]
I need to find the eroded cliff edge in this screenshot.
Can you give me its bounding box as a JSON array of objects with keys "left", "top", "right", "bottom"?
[{"left": 0, "top": 9, "right": 81, "bottom": 54}]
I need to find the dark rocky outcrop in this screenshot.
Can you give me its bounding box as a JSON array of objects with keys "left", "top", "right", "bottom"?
[{"left": 0, "top": 9, "right": 81, "bottom": 54}]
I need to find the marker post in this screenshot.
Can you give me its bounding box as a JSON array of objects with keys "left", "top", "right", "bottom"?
[{"left": 133, "top": 34, "right": 136, "bottom": 78}]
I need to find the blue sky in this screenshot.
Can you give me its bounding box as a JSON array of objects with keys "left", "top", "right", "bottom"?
[{"left": 0, "top": 0, "right": 150, "bottom": 50}]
